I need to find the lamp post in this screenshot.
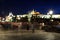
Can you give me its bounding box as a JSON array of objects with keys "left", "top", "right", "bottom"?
[
  {"left": 47, "top": 10, "right": 53, "bottom": 19},
  {"left": 47, "top": 10, "right": 54, "bottom": 22},
  {"left": 28, "top": 10, "right": 35, "bottom": 33}
]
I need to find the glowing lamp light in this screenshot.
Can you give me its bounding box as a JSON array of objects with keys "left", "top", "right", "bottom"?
[
  {"left": 17, "top": 17, "right": 20, "bottom": 20},
  {"left": 50, "top": 19, "right": 54, "bottom": 22},
  {"left": 49, "top": 10, "right": 53, "bottom": 15},
  {"left": 2, "top": 18, "right": 5, "bottom": 22},
  {"left": 9, "top": 12, "right": 13, "bottom": 17},
  {"left": 47, "top": 10, "right": 53, "bottom": 15}
]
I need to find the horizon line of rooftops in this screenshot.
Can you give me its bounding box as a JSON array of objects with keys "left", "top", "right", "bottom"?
[
  {"left": 0, "top": 9, "right": 60, "bottom": 18},
  {"left": 1, "top": 9, "right": 60, "bottom": 15},
  {"left": 0, "top": 9, "right": 60, "bottom": 22}
]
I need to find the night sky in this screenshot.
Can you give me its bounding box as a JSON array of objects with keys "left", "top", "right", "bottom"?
[{"left": 0, "top": 0, "right": 60, "bottom": 16}]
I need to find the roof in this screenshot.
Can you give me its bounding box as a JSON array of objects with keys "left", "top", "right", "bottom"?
[{"left": 30, "top": 10, "right": 40, "bottom": 15}]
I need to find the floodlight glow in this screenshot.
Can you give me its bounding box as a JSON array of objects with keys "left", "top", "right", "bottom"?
[
  {"left": 9, "top": 12, "right": 13, "bottom": 17},
  {"left": 17, "top": 17, "right": 20, "bottom": 20},
  {"left": 2, "top": 18, "right": 5, "bottom": 21},
  {"left": 50, "top": 19, "right": 54, "bottom": 22},
  {"left": 23, "top": 15, "right": 26, "bottom": 17},
  {"left": 17, "top": 15, "right": 19, "bottom": 17},
  {"left": 2, "top": 18, "right": 5, "bottom": 22},
  {"left": 49, "top": 10, "right": 53, "bottom": 15}
]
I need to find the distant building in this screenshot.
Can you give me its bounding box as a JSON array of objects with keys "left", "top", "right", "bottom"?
[{"left": 1, "top": 9, "right": 60, "bottom": 22}]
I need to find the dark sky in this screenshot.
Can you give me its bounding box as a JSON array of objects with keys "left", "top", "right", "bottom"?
[{"left": 0, "top": 0, "right": 60, "bottom": 16}]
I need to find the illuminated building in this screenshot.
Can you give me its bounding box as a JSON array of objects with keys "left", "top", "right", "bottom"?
[
  {"left": 5, "top": 12, "right": 14, "bottom": 22},
  {"left": 1, "top": 9, "right": 60, "bottom": 22}
]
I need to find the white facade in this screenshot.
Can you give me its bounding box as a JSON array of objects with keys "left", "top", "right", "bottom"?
[
  {"left": 52, "top": 15, "right": 60, "bottom": 18},
  {"left": 38, "top": 15, "right": 60, "bottom": 18}
]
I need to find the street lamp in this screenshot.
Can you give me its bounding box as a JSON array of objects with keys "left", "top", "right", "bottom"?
[
  {"left": 47, "top": 10, "right": 54, "bottom": 21},
  {"left": 47, "top": 10, "right": 53, "bottom": 18},
  {"left": 49, "top": 10, "right": 53, "bottom": 15},
  {"left": 47, "top": 10, "right": 53, "bottom": 15}
]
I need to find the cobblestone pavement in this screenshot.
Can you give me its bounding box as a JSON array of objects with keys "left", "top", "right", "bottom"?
[{"left": 0, "top": 30, "right": 60, "bottom": 40}]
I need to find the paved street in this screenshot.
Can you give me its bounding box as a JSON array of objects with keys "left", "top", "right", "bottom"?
[{"left": 0, "top": 30, "right": 60, "bottom": 40}]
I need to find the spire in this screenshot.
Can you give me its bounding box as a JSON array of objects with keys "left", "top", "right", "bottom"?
[
  {"left": 31, "top": 9, "right": 35, "bottom": 14},
  {"left": 30, "top": 9, "right": 40, "bottom": 15}
]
